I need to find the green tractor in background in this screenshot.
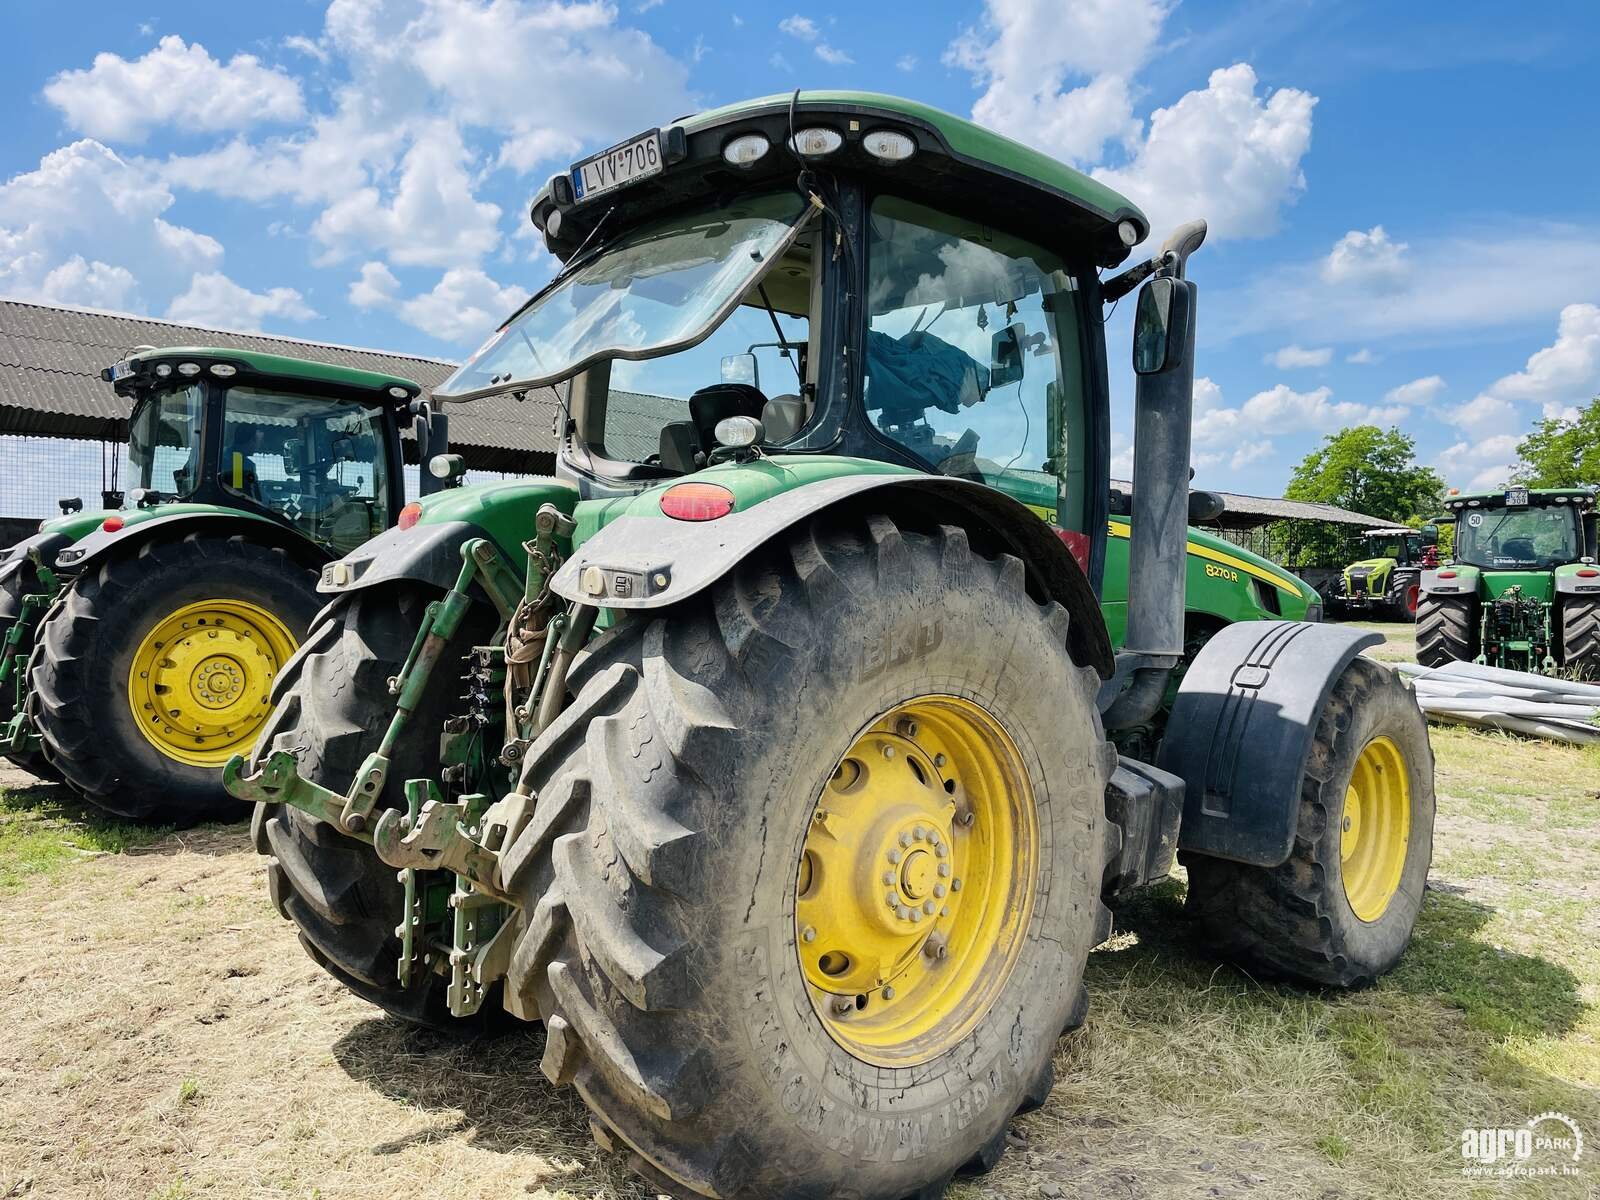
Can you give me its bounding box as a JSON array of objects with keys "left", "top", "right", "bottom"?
[
  {"left": 0, "top": 347, "right": 449, "bottom": 821},
  {"left": 226, "top": 92, "right": 1433, "bottom": 1200},
  {"left": 1419, "top": 484, "right": 1600, "bottom": 674},
  {"left": 1328, "top": 525, "right": 1435, "bottom": 621}
]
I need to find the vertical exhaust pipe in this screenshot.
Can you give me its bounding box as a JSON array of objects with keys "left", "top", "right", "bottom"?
[{"left": 1103, "top": 219, "right": 1207, "bottom": 730}]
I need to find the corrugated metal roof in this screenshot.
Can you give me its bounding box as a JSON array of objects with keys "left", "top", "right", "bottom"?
[
  {"left": 0, "top": 299, "right": 560, "bottom": 473},
  {"left": 1111, "top": 477, "right": 1389, "bottom": 529}
]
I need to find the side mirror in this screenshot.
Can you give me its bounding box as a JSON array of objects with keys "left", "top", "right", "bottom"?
[
  {"left": 1421, "top": 523, "right": 1439, "bottom": 545},
  {"left": 722, "top": 353, "right": 759, "bottom": 389},
  {"left": 1188, "top": 490, "right": 1225, "bottom": 522},
  {"left": 989, "top": 323, "right": 1026, "bottom": 388},
  {"left": 1132, "top": 277, "right": 1191, "bottom": 375}
]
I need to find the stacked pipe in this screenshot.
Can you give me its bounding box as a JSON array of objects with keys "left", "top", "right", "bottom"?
[{"left": 1396, "top": 661, "right": 1600, "bottom": 745}]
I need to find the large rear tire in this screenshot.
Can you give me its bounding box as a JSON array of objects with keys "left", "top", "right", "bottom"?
[
  {"left": 1416, "top": 592, "right": 1476, "bottom": 667},
  {"left": 0, "top": 557, "right": 59, "bottom": 780},
  {"left": 1560, "top": 596, "right": 1600, "bottom": 677},
  {"left": 28, "top": 533, "right": 319, "bottom": 822},
  {"left": 504, "top": 512, "right": 1118, "bottom": 1200},
  {"left": 250, "top": 583, "right": 498, "bottom": 1030},
  {"left": 1184, "top": 659, "right": 1435, "bottom": 988}
]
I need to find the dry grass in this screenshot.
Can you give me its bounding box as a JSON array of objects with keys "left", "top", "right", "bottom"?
[{"left": 2, "top": 704, "right": 1598, "bottom": 1200}]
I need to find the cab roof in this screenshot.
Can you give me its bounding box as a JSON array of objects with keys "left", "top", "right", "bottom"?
[
  {"left": 1444, "top": 487, "right": 1596, "bottom": 510},
  {"left": 531, "top": 90, "right": 1150, "bottom": 269},
  {"left": 106, "top": 346, "right": 423, "bottom": 400}
]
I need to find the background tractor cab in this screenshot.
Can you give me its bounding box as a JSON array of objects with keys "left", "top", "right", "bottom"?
[
  {"left": 0, "top": 347, "right": 450, "bottom": 822},
  {"left": 229, "top": 92, "right": 1432, "bottom": 1200},
  {"left": 1329, "top": 524, "right": 1437, "bottom": 621},
  {"left": 1419, "top": 485, "right": 1600, "bottom": 673}
]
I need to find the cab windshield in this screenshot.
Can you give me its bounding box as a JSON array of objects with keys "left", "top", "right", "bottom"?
[
  {"left": 1364, "top": 536, "right": 1405, "bottom": 560},
  {"left": 124, "top": 384, "right": 204, "bottom": 498},
  {"left": 1456, "top": 506, "right": 1580, "bottom": 569},
  {"left": 436, "top": 193, "right": 812, "bottom": 401}
]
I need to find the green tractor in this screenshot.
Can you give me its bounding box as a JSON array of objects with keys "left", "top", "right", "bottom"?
[
  {"left": 1419, "top": 484, "right": 1600, "bottom": 674},
  {"left": 1328, "top": 525, "right": 1435, "bottom": 621},
  {"left": 226, "top": 92, "right": 1433, "bottom": 1200},
  {"left": 0, "top": 347, "right": 449, "bottom": 821}
]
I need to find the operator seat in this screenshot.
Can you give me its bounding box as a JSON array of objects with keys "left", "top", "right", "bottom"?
[{"left": 1500, "top": 537, "right": 1536, "bottom": 561}]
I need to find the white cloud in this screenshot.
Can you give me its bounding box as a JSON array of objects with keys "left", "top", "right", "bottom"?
[
  {"left": 1384, "top": 374, "right": 1446, "bottom": 406},
  {"left": 780, "top": 15, "right": 820, "bottom": 41},
  {"left": 0, "top": 140, "right": 222, "bottom": 311},
  {"left": 1441, "top": 434, "right": 1521, "bottom": 492},
  {"left": 1266, "top": 344, "right": 1332, "bottom": 369},
  {"left": 284, "top": 34, "right": 331, "bottom": 64},
  {"left": 897, "top": 54, "right": 918, "bottom": 72},
  {"left": 397, "top": 267, "right": 525, "bottom": 344},
  {"left": 946, "top": 0, "right": 1165, "bottom": 166},
  {"left": 348, "top": 261, "right": 401, "bottom": 309},
  {"left": 43, "top": 35, "right": 304, "bottom": 143},
  {"left": 1347, "top": 347, "right": 1376, "bottom": 364},
  {"left": 1322, "top": 225, "right": 1410, "bottom": 290},
  {"left": 1229, "top": 440, "right": 1274, "bottom": 470},
  {"left": 1194, "top": 381, "right": 1405, "bottom": 446},
  {"left": 1093, "top": 64, "right": 1316, "bottom": 242},
  {"left": 1479, "top": 302, "right": 1600, "bottom": 410},
  {"left": 769, "top": 51, "right": 793, "bottom": 72},
  {"left": 164, "top": 271, "right": 316, "bottom": 330},
  {"left": 310, "top": 122, "right": 502, "bottom": 267},
  {"left": 815, "top": 43, "right": 854, "bottom": 65}
]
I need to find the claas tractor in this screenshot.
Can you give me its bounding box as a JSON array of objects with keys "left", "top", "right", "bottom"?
[
  {"left": 1328, "top": 525, "right": 1435, "bottom": 621},
  {"left": 0, "top": 347, "right": 449, "bottom": 821},
  {"left": 1419, "top": 484, "right": 1600, "bottom": 674},
  {"left": 225, "top": 92, "right": 1434, "bottom": 1200}
]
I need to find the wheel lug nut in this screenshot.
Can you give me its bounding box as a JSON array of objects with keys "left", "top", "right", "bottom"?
[
  {"left": 935, "top": 844, "right": 948, "bottom": 859},
  {"left": 938, "top": 863, "right": 951, "bottom": 878},
  {"left": 913, "top": 825, "right": 927, "bottom": 841},
  {"left": 952, "top": 879, "right": 963, "bottom": 892},
  {"left": 910, "top": 910, "right": 923, "bottom": 923},
  {"left": 882, "top": 745, "right": 896, "bottom": 760},
  {"left": 802, "top": 926, "right": 817, "bottom": 943},
  {"left": 940, "top": 906, "right": 950, "bottom": 917},
  {"left": 934, "top": 884, "right": 947, "bottom": 898},
  {"left": 899, "top": 832, "right": 912, "bottom": 848},
  {"left": 887, "top": 849, "right": 902, "bottom": 864},
  {"left": 887, "top": 892, "right": 900, "bottom": 908},
  {"left": 927, "top": 831, "right": 940, "bottom": 846},
  {"left": 922, "top": 900, "right": 936, "bottom": 915},
  {"left": 882, "top": 871, "right": 895, "bottom": 886},
  {"left": 897, "top": 905, "right": 912, "bottom": 921},
  {"left": 882, "top": 985, "right": 896, "bottom": 1000}
]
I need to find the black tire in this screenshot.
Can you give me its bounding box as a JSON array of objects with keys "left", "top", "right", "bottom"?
[
  {"left": 27, "top": 533, "right": 320, "bottom": 822},
  {"left": 251, "top": 583, "right": 498, "bottom": 1030},
  {"left": 0, "top": 557, "right": 60, "bottom": 780},
  {"left": 1560, "top": 596, "right": 1600, "bottom": 675},
  {"left": 1183, "top": 659, "right": 1435, "bottom": 988},
  {"left": 503, "top": 512, "right": 1117, "bottom": 1200},
  {"left": 1416, "top": 592, "right": 1476, "bottom": 667},
  {"left": 1389, "top": 572, "right": 1421, "bottom": 623}
]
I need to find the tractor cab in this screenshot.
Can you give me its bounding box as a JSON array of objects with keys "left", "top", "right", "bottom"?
[
  {"left": 99, "top": 348, "right": 420, "bottom": 556},
  {"left": 1359, "top": 527, "right": 1426, "bottom": 566}
]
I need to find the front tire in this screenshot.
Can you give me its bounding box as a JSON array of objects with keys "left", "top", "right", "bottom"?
[
  {"left": 28, "top": 533, "right": 320, "bottom": 822},
  {"left": 504, "top": 512, "right": 1118, "bottom": 1200},
  {"left": 1416, "top": 592, "right": 1476, "bottom": 667},
  {"left": 1184, "top": 659, "right": 1435, "bottom": 988}
]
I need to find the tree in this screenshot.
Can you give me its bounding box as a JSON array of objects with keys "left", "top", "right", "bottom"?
[
  {"left": 1285, "top": 425, "right": 1445, "bottom": 522},
  {"left": 1514, "top": 396, "right": 1600, "bottom": 487}
]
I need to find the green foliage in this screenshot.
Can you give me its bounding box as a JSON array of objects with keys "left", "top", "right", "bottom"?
[
  {"left": 1514, "top": 395, "right": 1600, "bottom": 487},
  {"left": 1285, "top": 426, "right": 1445, "bottom": 523}
]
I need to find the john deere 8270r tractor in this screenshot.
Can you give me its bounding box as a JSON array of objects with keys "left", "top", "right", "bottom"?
[
  {"left": 1329, "top": 525, "right": 1435, "bottom": 621},
  {"left": 0, "top": 347, "right": 447, "bottom": 821},
  {"left": 1419, "top": 485, "right": 1599, "bottom": 674},
  {"left": 227, "top": 92, "right": 1433, "bottom": 1200}
]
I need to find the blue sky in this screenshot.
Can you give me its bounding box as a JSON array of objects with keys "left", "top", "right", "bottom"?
[{"left": 4, "top": 0, "right": 1600, "bottom": 496}]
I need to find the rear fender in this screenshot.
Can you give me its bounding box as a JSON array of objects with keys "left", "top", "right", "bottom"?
[
  {"left": 53, "top": 511, "right": 326, "bottom": 577},
  {"left": 1156, "top": 620, "right": 1381, "bottom": 866},
  {"left": 1421, "top": 564, "right": 1479, "bottom": 596},
  {"left": 1553, "top": 563, "right": 1600, "bottom": 597},
  {"left": 550, "top": 474, "right": 1114, "bottom": 677}
]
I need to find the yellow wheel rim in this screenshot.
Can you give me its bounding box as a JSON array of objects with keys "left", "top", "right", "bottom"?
[
  {"left": 796, "top": 695, "right": 1038, "bottom": 1066},
  {"left": 127, "top": 599, "right": 297, "bottom": 768},
  {"left": 1339, "top": 735, "right": 1411, "bottom": 922}
]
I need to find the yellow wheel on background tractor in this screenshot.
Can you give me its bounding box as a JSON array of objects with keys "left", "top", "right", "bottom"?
[
  {"left": 796, "top": 696, "right": 1037, "bottom": 1065},
  {"left": 129, "top": 598, "right": 297, "bottom": 767}
]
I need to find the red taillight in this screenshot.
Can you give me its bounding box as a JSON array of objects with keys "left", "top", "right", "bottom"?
[
  {"left": 1438, "top": 570, "right": 1456, "bottom": 578},
  {"left": 397, "top": 502, "right": 423, "bottom": 531},
  {"left": 660, "top": 483, "right": 734, "bottom": 522},
  {"left": 1579, "top": 568, "right": 1600, "bottom": 578},
  {"left": 101, "top": 515, "right": 124, "bottom": 532},
  {"left": 1056, "top": 528, "right": 1090, "bottom": 572}
]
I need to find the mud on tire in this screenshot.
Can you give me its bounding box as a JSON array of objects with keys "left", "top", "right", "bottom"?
[
  {"left": 1183, "top": 658, "right": 1435, "bottom": 989},
  {"left": 250, "top": 583, "right": 496, "bottom": 1030},
  {"left": 501, "top": 510, "right": 1118, "bottom": 1200}
]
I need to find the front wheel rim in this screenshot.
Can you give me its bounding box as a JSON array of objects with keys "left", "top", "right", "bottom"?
[
  {"left": 796, "top": 695, "right": 1039, "bottom": 1067},
  {"left": 1339, "top": 735, "right": 1411, "bottom": 922},
  {"left": 128, "top": 598, "right": 297, "bottom": 767}
]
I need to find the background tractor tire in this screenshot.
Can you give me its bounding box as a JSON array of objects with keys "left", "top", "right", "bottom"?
[
  {"left": 1416, "top": 592, "right": 1477, "bottom": 667},
  {"left": 251, "top": 583, "right": 497, "bottom": 1030},
  {"left": 0, "top": 558, "right": 59, "bottom": 780},
  {"left": 1560, "top": 596, "right": 1600, "bottom": 677},
  {"left": 502, "top": 511, "right": 1118, "bottom": 1200},
  {"left": 1390, "top": 573, "right": 1421, "bottom": 623},
  {"left": 1184, "top": 658, "right": 1435, "bottom": 989},
  {"left": 28, "top": 533, "right": 319, "bottom": 823}
]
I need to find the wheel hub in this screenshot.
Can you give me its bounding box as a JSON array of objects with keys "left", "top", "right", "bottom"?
[
  {"left": 796, "top": 696, "right": 1037, "bottom": 1066},
  {"left": 1340, "top": 735, "right": 1410, "bottom": 922}
]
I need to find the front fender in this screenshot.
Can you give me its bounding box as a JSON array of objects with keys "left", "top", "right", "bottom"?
[
  {"left": 1157, "top": 620, "right": 1382, "bottom": 867},
  {"left": 551, "top": 474, "right": 1114, "bottom": 677},
  {"left": 0, "top": 531, "right": 72, "bottom": 585},
  {"left": 316, "top": 519, "right": 497, "bottom": 594},
  {"left": 52, "top": 510, "right": 321, "bottom": 577}
]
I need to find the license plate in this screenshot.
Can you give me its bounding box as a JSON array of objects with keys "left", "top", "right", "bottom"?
[
  {"left": 1505, "top": 485, "right": 1530, "bottom": 507},
  {"left": 571, "top": 130, "right": 663, "bottom": 202}
]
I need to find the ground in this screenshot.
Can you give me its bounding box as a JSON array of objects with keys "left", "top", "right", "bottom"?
[{"left": 0, "top": 626, "right": 1595, "bottom": 1200}]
